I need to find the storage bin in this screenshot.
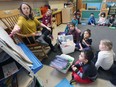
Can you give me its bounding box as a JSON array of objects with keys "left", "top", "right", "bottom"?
[{"left": 60, "top": 43, "right": 75, "bottom": 54}]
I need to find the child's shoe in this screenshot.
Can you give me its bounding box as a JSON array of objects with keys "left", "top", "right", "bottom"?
[{"left": 70, "top": 79, "right": 76, "bottom": 85}]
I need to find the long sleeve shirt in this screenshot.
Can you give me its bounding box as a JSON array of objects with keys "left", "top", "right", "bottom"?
[
  {"left": 88, "top": 16, "right": 96, "bottom": 24},
  {"left": 66, "top": 28, "right": 80, "bottom": 43},
  {"left": 17, "top": 16, "right": 41, "bottom": 34},
  {"left": 42, "top": 14, "right": 52, "bottom": 27},
  {"left": 95, "top": 50, "right": 115, "bottom": 70},
  {"left": 71, "top": 19, "right": 78, "bottom": 27},
  {"left": 75, "top": 61, "right": 97, "bottom": 80}
]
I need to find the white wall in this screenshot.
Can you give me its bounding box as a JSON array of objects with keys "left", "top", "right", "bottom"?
[
  {"left": 0, "top": 1, "right": 47, "bottom": 10},
  {"left": 48, "top": 0, "right": 67, "bottom": 9}
]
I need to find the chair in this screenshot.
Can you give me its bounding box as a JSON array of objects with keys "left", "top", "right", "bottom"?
[{"left": 0, "top": 9, "right": 49, "bottom": 60}]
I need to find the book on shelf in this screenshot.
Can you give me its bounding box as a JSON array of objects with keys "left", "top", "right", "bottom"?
[{"left": 2, "top": 62, "right": 19, "bottom": 78}]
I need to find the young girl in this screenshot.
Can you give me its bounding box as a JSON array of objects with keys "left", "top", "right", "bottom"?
[
  {"left": 66, "top": 23, "right": 81, "bottom": 44},
  {"left": 76, "top": 29, "right": 92, "bottom": 51},
  {"left": 95, "top": 39, "right": 116, "bottom": 70},
  {"left": 97, "top": 12, "right": 106, "bottom": 26},
  {"left": 70, "top": 50, "right": 97, "bottom": 84}
]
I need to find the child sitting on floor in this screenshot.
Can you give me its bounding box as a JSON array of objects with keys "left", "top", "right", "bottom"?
[
  {"left": 107, "top": 14, "right": 115, "bottom": 27},
  {"left": 70, "top": 50, "right": 97, "bottom": 84},
  {"left": 66, "top": 22, "right": 81, "bottom": 44},
  {"left": 88, "top": 13, "right": 96, "bottom": 25},
  {"left": 97, "top": 12, "right": 106, "bottom": 26},
  {"left": 76, "top": 29, "right": 92, "bottom": 51},
  {"left": 95, "top": 39, "right": 116, "bottom": 71}
]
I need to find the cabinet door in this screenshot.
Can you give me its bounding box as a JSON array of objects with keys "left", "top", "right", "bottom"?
[{"left": 56, "top": 12, "right": 62, "bottom": 26}]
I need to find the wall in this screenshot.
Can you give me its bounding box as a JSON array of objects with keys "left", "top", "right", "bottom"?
[
  {"left": 48, "top": 0, "right": 67, "bottom": 9},
  {"left": 87, "top": 3, "right": 101, "bottom": 10},
  {"left": 0, "top": 1, "right": 47, "bottom": 10}
]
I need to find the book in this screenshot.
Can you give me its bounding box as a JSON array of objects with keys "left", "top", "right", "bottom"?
[{"left": 2, "top": 62, "right": 19, "bottom": 78}]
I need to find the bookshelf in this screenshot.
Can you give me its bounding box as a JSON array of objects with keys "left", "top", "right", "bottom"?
[
  {"left": 108, "top": 6, "right": 116, "bottom": 15},
  {"left": 0, "top": 51, "right": 40, "bottom": 87},
  {"left": 17, "top": 69, "right": 34, "bottom": 87},
  {"left": 0, "top": 50, "right": 22, "bottom": 87},
  {"left": 0, "top": 27, "right": 43, "bottom": 87}
]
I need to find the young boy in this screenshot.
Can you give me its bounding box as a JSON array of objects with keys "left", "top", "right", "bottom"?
[
  {"left": 107, "top": 14, "right": 115, "bottom": 27},
  {"left": 70, "top": 50, "right": 97, "bottom": 84},
  {"left": 88, "top": 13, "right": 96, "bottom": 25}
]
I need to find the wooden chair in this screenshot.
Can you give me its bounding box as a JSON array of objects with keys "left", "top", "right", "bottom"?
[{"left": 0, "top": 9, "right": 49, "bottom": 60}]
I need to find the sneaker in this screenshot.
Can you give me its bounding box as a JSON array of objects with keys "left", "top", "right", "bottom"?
[
  {"left": 36, "top": 37, "right": 49, "bottom": 46},
  {"left": 70, "top": 79, "right": 76, "bottom": 85}
]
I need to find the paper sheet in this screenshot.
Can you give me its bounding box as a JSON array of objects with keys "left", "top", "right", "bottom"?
[{"left": 0, "top": 27, "right": 32, "bottom": 65}]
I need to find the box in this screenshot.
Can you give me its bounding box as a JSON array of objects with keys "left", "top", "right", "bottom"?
[
  {"left": 50, "top": 54, "right": 74, "bottom": 73},
  {"left": 58, "top": 54, "right": 74, "bottom": 73},
  {"left": 60, "top": 42, "right": 75, "bottom": 54},
  {"left": 58, "top": 35, "right": 73, "bottom": 44}
]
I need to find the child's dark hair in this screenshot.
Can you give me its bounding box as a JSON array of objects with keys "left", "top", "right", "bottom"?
[
  {"left": 83, "top": 50, "right": 94, "bottom": 62},
  {"left": 70, "top": 22, "right": 75, "bottom": 27},
  {"left": 81, "top": 29, "right": 91, "bottom": 42},
  {"left": 111, "top": 14, "right": 115, "bottom": 18},
  {"left": 82, "top": 29, "right": 91, "bottom": 37},
  {"left": 86, "top": 29, "right": 91, "bottom": 36},
  {"left": 19, "top": 2, "right": 34, "bottom": 20},
  {"left": 91, "top": 13, "right": 94, "bottom": 15},
  {"left": 100, "top": 12, "right": 106, "bottom": 17}
]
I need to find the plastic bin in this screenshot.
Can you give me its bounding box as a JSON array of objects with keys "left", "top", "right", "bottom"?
[{"left": 60, "top": 43, "right": 75, "bottom": 54}]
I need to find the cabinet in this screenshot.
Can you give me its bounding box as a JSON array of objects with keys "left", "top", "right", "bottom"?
[
  {"left": 62, "top": 7, "right": 73, "bottom": 23},
  {"left": 100, "top": 2, "right": 109, "bottom": 17},
  {"left": 108, "top": 6, "right": 116, "bottom": 15},
  {"left": 53, "top": 11, "right": 62, "bottom": 26}
]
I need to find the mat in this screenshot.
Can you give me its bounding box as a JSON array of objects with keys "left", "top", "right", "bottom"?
[{"left": 55, "top": 78, "right": 74, "bottom": 87}]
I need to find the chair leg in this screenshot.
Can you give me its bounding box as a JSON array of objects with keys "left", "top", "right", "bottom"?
[{"left": 41, "top": 46, "right": 48, "bottom": 58}]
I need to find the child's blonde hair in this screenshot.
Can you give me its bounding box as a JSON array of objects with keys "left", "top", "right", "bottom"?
[{"left": 101, "top": 39, "right": 113, "bottom": 50}]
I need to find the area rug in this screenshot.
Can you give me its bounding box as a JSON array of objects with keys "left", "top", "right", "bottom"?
[
  {"left": 42, "top": 45, "right": 113, "bottom": 81},
  {"left": 55, "top": 78, "right": 74, "bottom": 87},
  {"left": 41, "top": 25, "right": 116, "bottom": 81}
]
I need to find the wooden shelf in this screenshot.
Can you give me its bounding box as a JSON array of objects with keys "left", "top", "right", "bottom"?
[{"left": 17, "top": 69, "right": 33, "bottom": 87}]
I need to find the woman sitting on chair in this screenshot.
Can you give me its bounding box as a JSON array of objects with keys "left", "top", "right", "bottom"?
[{"left": 10, "top": 2, "right": 56, "bottom": 52}]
